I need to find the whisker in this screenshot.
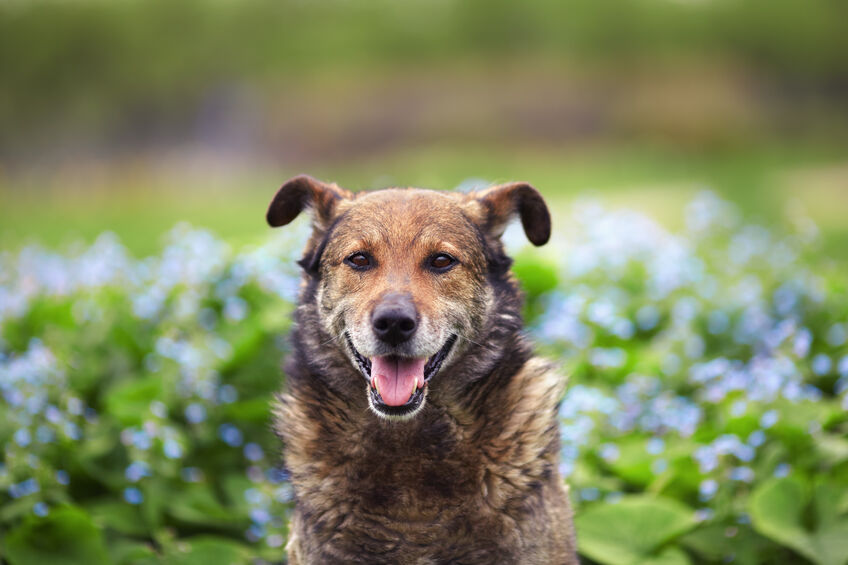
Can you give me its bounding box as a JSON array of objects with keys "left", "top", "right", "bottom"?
[
  {"left": 459, "top": 334, "right": 498, "bottom": 352},
  {"left": 317, "top": 331, "right": 345, "bottom": 348}
]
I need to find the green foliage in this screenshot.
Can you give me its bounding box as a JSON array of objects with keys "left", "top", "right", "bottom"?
[
  {"left": 1, "top": 195, "right": 846, "bottom": 563},
  {"left": 2, "top": 505, "right": 110, "bottom": 565},
  {"left": 749, "top": 477, "right": 848, "bottom": 565},
  {"left": 576, "top": 495, "right": 696, "bottom": 565},
  {"left": 164, "top": 537, "right": 253, "bottom": 565}
]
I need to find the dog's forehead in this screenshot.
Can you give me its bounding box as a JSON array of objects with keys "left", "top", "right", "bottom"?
[{"left": 335, "top": 188, "right": 476, "bottom": 240}]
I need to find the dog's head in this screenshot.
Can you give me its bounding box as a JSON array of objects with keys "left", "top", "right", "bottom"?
[{"left": 267, "top": 175, "right": 550, "bottom": 420}]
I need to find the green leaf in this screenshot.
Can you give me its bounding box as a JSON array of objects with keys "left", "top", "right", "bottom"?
[
  {"left": 603, "top": 438, "right": 655, "bottom": 487},
  {"left": 576, "top": 495, "right": 697, "bottom": 565},
  {"left": 749, "top": 476, "right": 848, "bottom": 565},
  {"left": 513, "top": 253, "right": 558, "bottom": 298},
  {"left": 168, "top": 484, "right": 247, "bottom": 528},
  {"left": 165, "top": 537, "right": 252, "bottom": 565},
  {"left": 0, "top": 497, "right": 43, "bottom": 523},
  {"left": 811, "top": 524, "right": 848, "bottom": 565},
  {"left": 748, "top": 476, "right": 810, "bottom": 556},
  {"left": 109, "top": 539, "right": 161, "bottom": 565},
  {"left": 221, "top": 473, "right": 254, "bottom": 512},
  {"left": 680, "top": 524, "right": 776, "bottom": 565},
  {"left": 2, "top": 505, "right": 110, "bottom": 565},
  {"left": 221, "top": 396, "right": 272, "bottom": 424},
  {"left": 636, "top": 546, "right": 691, "bottom": 565},
  {"left": 816, "top": 434, "right": 848, "bottom": 466},
  {"left": 88, "top": 500, "right": 149, "bottom": 536},
  {"left": 813, "top": 482, "right": 845, "bottom": 530},
  {"left": 105, "top": 374, "right": 171, "bottom": 426}
]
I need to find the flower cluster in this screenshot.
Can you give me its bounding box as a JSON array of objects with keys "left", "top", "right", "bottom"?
[
  {"left": 0, "top": 190, "right": 845, "bottom": 563},
  {"left": 531, "top": 192, "right": 846, "bottom": 563}
]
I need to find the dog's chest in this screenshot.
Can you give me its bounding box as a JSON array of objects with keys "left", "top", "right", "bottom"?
[
  {"left": 293, "top": 441, "right": 534, "bottom": 564},
  {"left": 289, "top": 415, "right": 531, "bottom": 540},
  {"left": 325, "top": 417, "right": 485, "bottom": 512}
]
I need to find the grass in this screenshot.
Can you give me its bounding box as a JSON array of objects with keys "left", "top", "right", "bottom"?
[{"left": 2, "top": 141, "right": 847, "bottom": 259}]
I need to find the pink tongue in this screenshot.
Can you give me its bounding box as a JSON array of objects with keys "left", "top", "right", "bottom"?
[{"left": 371, "top": 356, "right": 426, "bottom": 406}]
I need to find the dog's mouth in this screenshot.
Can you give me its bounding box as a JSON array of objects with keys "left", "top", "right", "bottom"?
[{"left": 345, "top": 333, "right": 457, "bottom": 418}]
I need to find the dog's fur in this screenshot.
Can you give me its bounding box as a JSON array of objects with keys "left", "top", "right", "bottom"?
[{"left": 267, "top": 176, "right": 578, "bottom": 564}]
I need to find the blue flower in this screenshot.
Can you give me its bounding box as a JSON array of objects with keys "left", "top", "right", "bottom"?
[
  {"left": 812, "top": 354, "right": 832, "bottom": 376},
  {"left": 14, "top": 428, "right": 31, "bottom": 447},
  {"left": 130, "top": 429, "right": 152, "bottom": 450},
  {"left": 249, "top": 508, "right": 271, "bottom": 525},
  {"left": 695, "top": 508, "right": 715, "bottom": 523},
  {"left": 651, "top": 459, "right": 668, "bottom": 474},
  {"left": 267, "top": 534, "right": 285, "bottom": 548},
  {"left": 838, "top": 355, "right": 848, "bottom": 379},
  {"left": 246, "top": 523, "right": 265, "bottom": 542},
  {"left": 149, "top": 401, "right": 167, "bottom": 418},
  {"left": 759, "top": 410, "right": 779, "bottom": 429},
  {"left": 224, "top": 296, "right": 248, "bottom": 322},
  {"left": 729, "top": 467, "right": 755, "bottom": 482},
  {"left": 635, "top": 305, "right": 660, "bottom": 330},
  {"left": 185, "top": 403, "right": 207, "bottom": 424},
  {"left": 694, "top": 446, "right": 718, "bottom": 474},
  {"left": 244, "top": 443, "right": 264, "bottom": 462},
  {"left": 125, "top": 461, "right": 151, "bottom": 482},
  {"left": 580, "top": 487, "right": 600, "bottom": 501},
  {"left": 163, "top": 439, "right": 183, "bottom": 459},
  {"left": 244, "top": 488, "right": 266, "bottom": 506},
  {"left": 646, "top": 437, "right": 665, "bottom": 455},
  {"left": 747, "top": 430, "right": 766, "bottom": 448},
  {"left": 699, "top": 479, "right": 718, "bottom": 501},
  {"left": 266, "top": 467, "right": 290, "bottom": 484},
  {"left": 123, "top": 487, "right": 144, "bottom": 505},
  {"left": 9, "top": 479, "right": 40, "bottom": 499},
  {"left": 599, "top": 443, "right": 620, "bottom": 463},
  {"left": 218, "top": 385, "right": 238, "bottom": 404},
  {"left": 219, "top": 423, "right": 243, "bottom": 447},
  {"left": 774, "top": 463, "right": 791, "bottom": 478},
  {"left": 589, "top": 347, "right": 626, "bottom": 369},
  {"left": 826, "top": 324, "right": 846, "bottom": 347}
]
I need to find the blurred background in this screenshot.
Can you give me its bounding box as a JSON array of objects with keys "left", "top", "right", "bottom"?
[
  {"left": 3, "top": 2, "right": 848, "bottom": 564},
  {"left": 1, "top": 0, "right": 847, "bottom": 256}
]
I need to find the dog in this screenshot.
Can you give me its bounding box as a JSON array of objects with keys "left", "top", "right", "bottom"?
[{"left": 267, "top": 175, "right": 578, "bottom": 564}]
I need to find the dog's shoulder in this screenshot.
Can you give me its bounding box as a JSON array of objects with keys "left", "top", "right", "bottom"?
[{"left": 472, "top": 354, "right": 566, "bottom": 492}]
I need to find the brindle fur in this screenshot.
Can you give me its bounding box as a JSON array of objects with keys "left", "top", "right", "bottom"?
[{"left": 268, "top": 176, "right": 578, "bottom": 564}]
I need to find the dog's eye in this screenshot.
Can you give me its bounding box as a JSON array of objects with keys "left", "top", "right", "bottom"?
[
  {"left": 428, "top": 253, "right": 456, "bottom": 272},
  {"left": 345, "top": 252, "right": 373, "bottom": 270}
]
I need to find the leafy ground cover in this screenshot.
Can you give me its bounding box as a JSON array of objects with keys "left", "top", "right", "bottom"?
[{"left": 0, "top": 190, "right": 846, "bottom": 564}]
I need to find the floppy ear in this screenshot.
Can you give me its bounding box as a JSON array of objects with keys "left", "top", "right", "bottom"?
[
  {"left": 473, "top": 182, "right": 551, "bottom": 246},
  {"left": 266, "top": 175, "right": 351, "bottom": 229}
]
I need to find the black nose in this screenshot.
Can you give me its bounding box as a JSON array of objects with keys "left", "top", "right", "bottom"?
[{"left": 371, "top": 293, "right": 418, "bottom": 346}]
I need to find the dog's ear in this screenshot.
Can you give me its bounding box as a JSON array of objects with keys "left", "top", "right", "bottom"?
[
  {"left": 266, "top": 175, "right": 351, "bottom": 229},
  {"left": 471, "top": 182, "right": 551, "bottom": 246}
]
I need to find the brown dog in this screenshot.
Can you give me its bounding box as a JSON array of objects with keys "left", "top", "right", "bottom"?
[{"left": 267, "top": 176, "right": 578, "bottom": 564}]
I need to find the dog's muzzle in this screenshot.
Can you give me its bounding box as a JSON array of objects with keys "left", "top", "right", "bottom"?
[{"left": 346, "top": 333, "right": 457, "bottom": 419}]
